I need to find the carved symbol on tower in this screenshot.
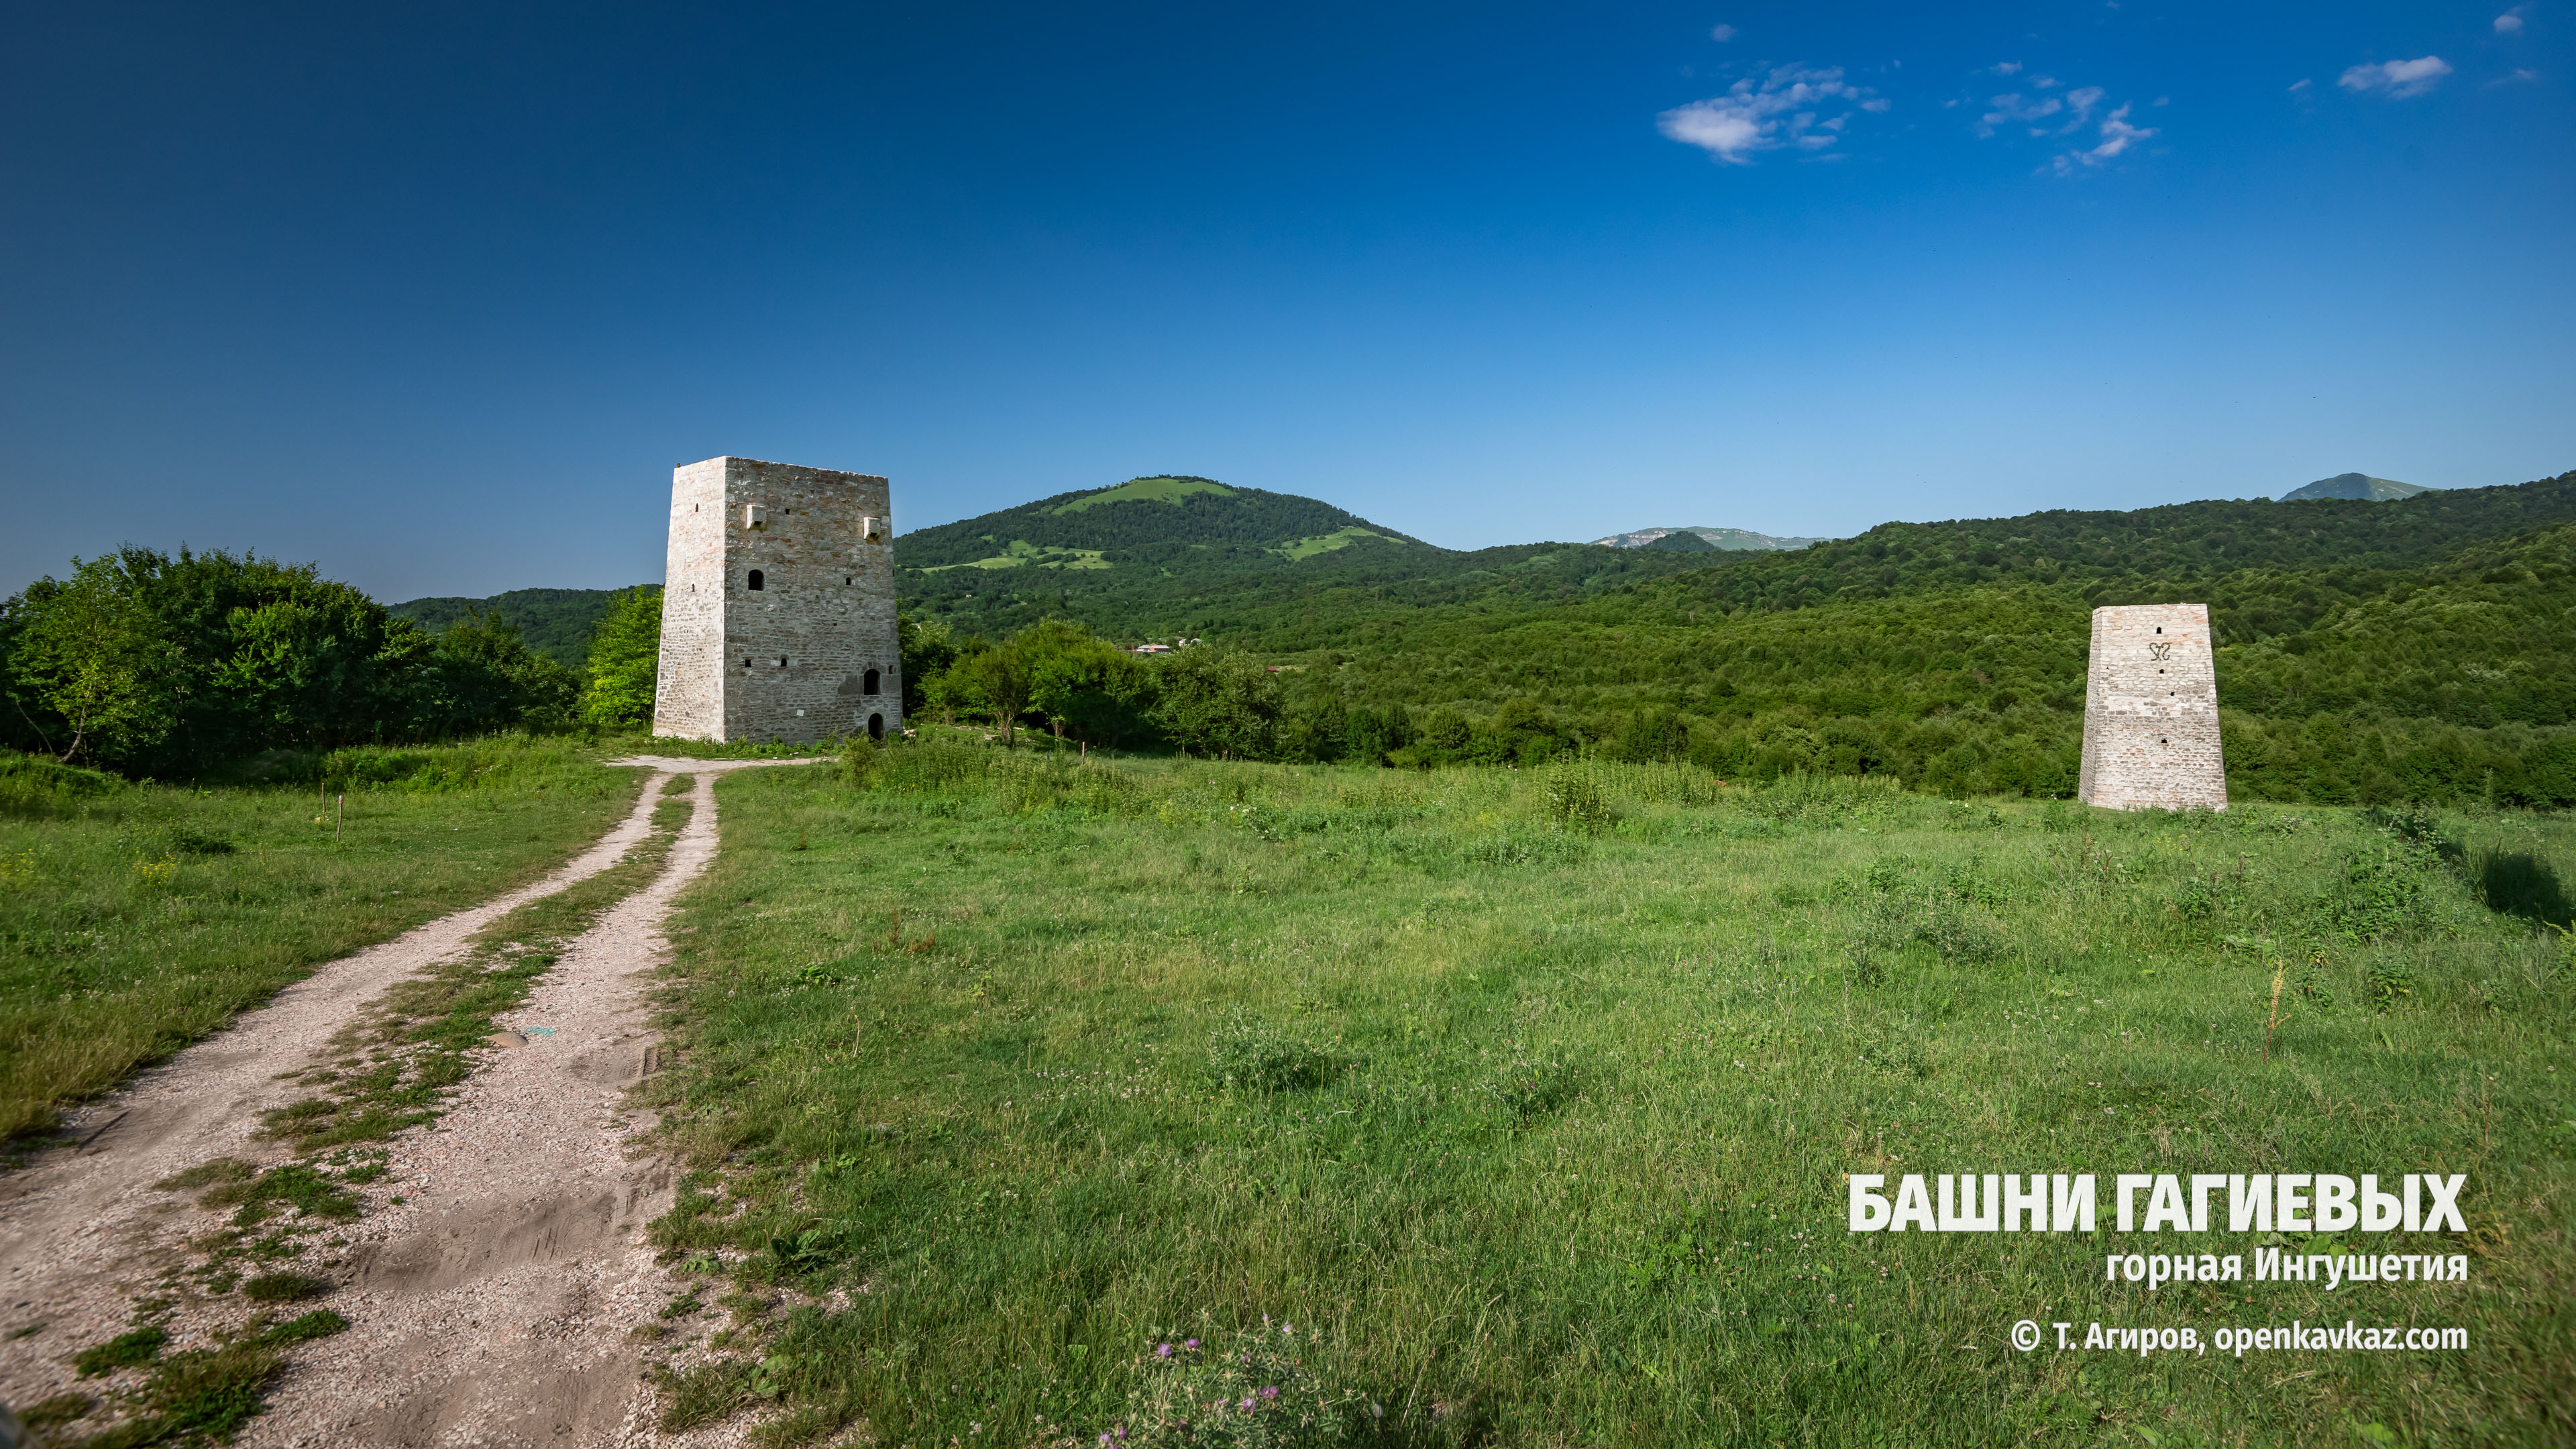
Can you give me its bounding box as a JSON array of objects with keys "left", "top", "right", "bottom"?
[{"left": 2147, "top": 642, "right": 2174, "bottom": 661}]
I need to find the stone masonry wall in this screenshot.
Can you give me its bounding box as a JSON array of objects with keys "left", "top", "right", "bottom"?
[
  {"left": 2077, "top": 602, "right": 2226, "bottom": 811},
  {"left": 651, "top": 457, "right": 902, "bottom": 744}
]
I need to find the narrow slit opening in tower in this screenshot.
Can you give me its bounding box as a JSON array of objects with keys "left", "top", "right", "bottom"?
[{"left": 748, "top": 569, "right": 765, "bottom": 591}]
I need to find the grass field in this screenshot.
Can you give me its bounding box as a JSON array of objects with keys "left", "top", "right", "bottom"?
[
  {"left": 0, "top": 739, "right": 645, "bottom": 1144},
  {"left": 639, "top": 739, "right": 2574, "bottom": 1447}
]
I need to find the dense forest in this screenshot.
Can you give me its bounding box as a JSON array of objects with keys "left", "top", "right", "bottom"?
[
  {"left": 7, "top": 470, "right": 2571, "bottom": 808},
  {"left": 388, "top": 586, "right": 636, "bottom": 669},
  {"left": 892, "top": 472, "right": 2576, "bottom": 807},
  {"left": 898, "top": 470, "right": 2576, "bottom": 646},
  {"left": 0, "top": 550, "right": 580, "bottom": 777}
]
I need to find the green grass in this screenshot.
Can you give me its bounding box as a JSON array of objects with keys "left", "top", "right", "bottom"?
[
  {"left": 0, "top": 737, "right": 647, "bottom": 1143},
  {"left": 638, "top": 745, "right": 2575, "bottom": 1446},
  {"left": 1055, "top": 477, "right": 1240, "bottom": 513},
  {"left": 1275, "top": 527, "right": 1411, "bottom": 561},
  {"left": 918, "top": 540, "right": 1116, "bottom": 574}
]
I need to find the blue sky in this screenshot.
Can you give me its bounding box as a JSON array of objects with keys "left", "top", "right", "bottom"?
[{"left": 3, "top": 1, "right": 2568, "bottom": 598}]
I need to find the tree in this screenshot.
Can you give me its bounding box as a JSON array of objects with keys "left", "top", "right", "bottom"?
[
  {"left": 1015, "top": 619, "right": 1150, "bottom": 746},
  {"left": 1413, "top": 708, "right": 1473, "bottom": 764},
  {"left": 1607, "top": 705, "right": 1691, "bottom": 763},
  {"left": 1483, "top": 696, "right": 1569, "bottom": 765},
  {"left": 8, "top": 555, "right": 179, "bottom": 765},
  {"left": 581, "top": 586, "right": 663, "bottom": 730},
  {"left": 401, "top": 612, "right": 578, "bottom": 739},
  {"left": 898, "top": 612, "right": 959, "bottom": 717},
  {"left": 215, "top": 587, "right": 417, "bottom": 749},
  {"left": 1147, "top": 647, "right": 1281, "bottom": 759},
  {"left": 949, "top": 643, "right": 1034, "bottom": 744}
]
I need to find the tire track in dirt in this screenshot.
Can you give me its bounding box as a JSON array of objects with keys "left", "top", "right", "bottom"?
[
  {"left": 237, "top": 761, "right": 777, "bottom": 1448},
  {"left": 1, "top": 757, "right": 814, "bottom": 1447}
]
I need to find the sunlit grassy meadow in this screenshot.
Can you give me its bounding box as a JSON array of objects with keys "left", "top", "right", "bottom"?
[
  {"left": 0, "top": 739, "right": 645, "bottom": 1143},
  {"left": 639, "top": 739, "right": 2576, "bottom": 1447}
]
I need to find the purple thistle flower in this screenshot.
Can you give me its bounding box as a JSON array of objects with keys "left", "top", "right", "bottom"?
[
  {"left": 1260, "top": 1386, "right": 1279, "bottom": 1399},
  {"left": 1183, "top": 1338, "right": 1199, "bottom": 1351},
  {"left": 1156, "top": 1343, "right": 1173, "bottom": 1358},
  {"left": 1240, "top": 1396, "right": 1256, "bottom": 1411}
]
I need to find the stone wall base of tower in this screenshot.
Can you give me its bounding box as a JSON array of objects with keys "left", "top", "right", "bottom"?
[{"left": 2078, "top": 708, "right": 2228, "bottom": 811}]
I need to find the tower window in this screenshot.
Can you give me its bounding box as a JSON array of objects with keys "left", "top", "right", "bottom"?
[
  {"left": 862, "top": 667, "right": 881, "bottom": 696},
  {"left": 747, "top": 570, "right": 764, "bottom": 591},
  {"left": 777, "top": 657, "right": 788, "bottom": 668}
]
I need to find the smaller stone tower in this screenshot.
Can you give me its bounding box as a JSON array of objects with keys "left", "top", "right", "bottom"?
[
  {"left": 651, "top": 457, "right": 902, "bottom": 745},
  {"left": 2077, "top": 602, "right": 2226, "bottom": 811}
]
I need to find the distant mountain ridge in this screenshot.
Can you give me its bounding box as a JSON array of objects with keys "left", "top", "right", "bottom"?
[
  {"left": 1591, "top": 525, "right": 1826, "bottom": 551},
  {"left": 2282, "top": 472, "right": 2434, "bottom": 502},
  {"left": 896, "top": 476, "right": 1427, "bottom": 573}
]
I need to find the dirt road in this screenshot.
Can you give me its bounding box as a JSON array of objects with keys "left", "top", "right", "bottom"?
[{"left": 0, "top": 757, "right": 808, "bottom": 1447}]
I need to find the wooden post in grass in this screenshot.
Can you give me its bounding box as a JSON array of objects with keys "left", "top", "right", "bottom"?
[
  {"left": 335, "top": 794, "right": 343, "bottom": 843},
  {"left": 2263, "top": 961, "right": 2286, "bottom": 1062}
]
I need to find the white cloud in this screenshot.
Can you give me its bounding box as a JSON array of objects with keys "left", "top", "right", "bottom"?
[
  {"left": 2288, "top": 76, "right": 2312, "bottom": 92},
  {"left": 2338, "top": 56, "right": 2453, "bottom": 97},
  {"left": 2494, "top": 11, "right": 2524, "bottom": 33},
  {"left": 1658, "top": 65, "right": 1886, "bottom": 164},
  {"left": 2049, "top": 103, "right": 2158, "bottom": 175},
  {"left": 1990, "top": 61, "right": 2023, "bottom": 75},
  {"left": 2496, "top": 66, "right": 2540, "bottom": 83},
  {"left": 1978, "top": 92, "right": 2061, "bottom": 136},
  {"left": 1711, "top": 23, "right": 1736, "bottom": 41}
]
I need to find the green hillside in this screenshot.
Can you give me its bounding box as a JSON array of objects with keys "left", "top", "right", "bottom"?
[
  {"left": 910, "top": 470, "right": 2576, "bottom": 652},
  {"left": 2282, "top": 471, "right": 2434, "bottom": 502},
  {"left": 897, "top": 476, "right": 1756, "bottom": 640},
  {"left": 898, "top": 475, "right": 1424, "bottom": 568},
  {"left": 387, "top": 586, "right": 639, "bottom": 667}
]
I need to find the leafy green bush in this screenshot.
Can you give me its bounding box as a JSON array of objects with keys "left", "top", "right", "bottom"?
[
  {"left": 2315, "top": 841, "right": 2440, "bottom": 940},
  {"left": 0, "top": 747, "right": 122, "bottom": 817},
  {"left": 1538, "top": 757, "right": 1613, "bottom": 835}
]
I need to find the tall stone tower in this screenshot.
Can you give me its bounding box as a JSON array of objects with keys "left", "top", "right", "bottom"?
[
  {"left": 2077, "top": 602, "right": 2226, "bottom": 811},
  {"left": 651, "top": 457, "right": 902, "bottom": 745}
]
